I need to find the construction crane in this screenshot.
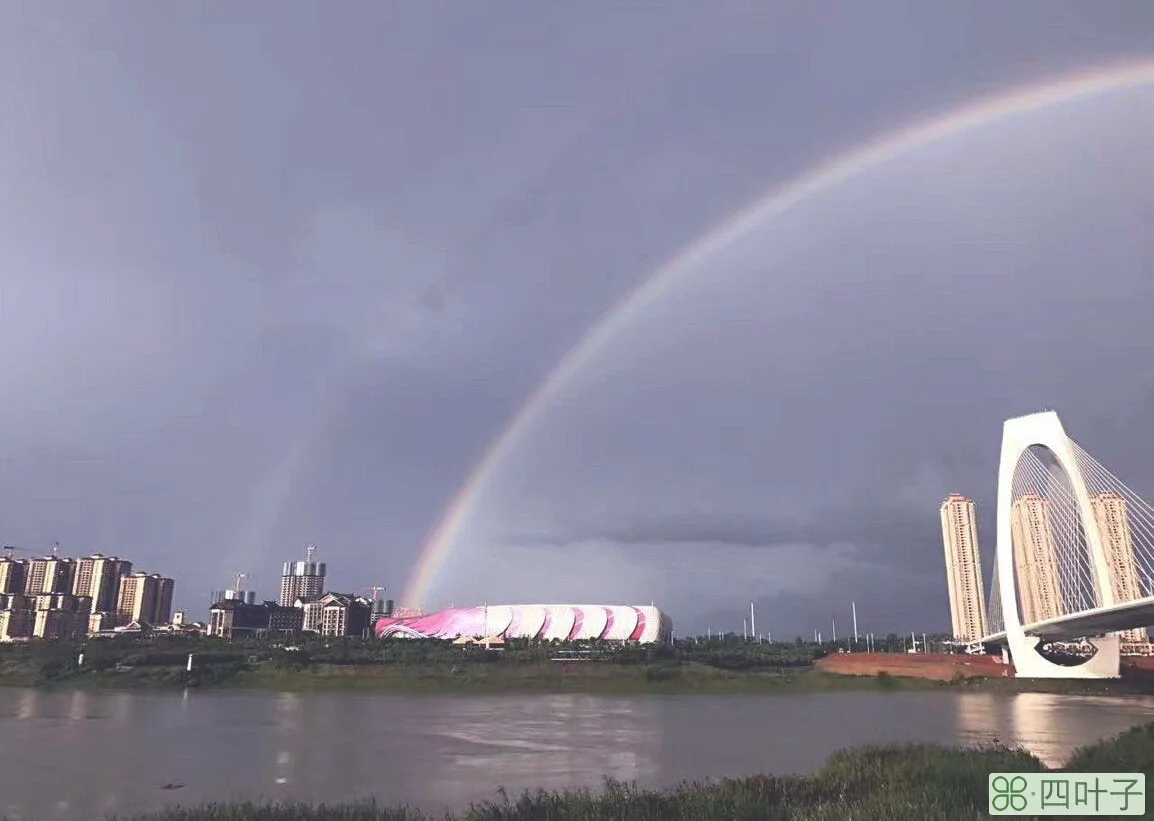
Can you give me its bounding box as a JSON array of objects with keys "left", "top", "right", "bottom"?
[
  {"left": 305, "top": 543, "right": 317, "bottom": 563},
  {"left": 2, "top": 545, "right": 36, "bottom": 558},
  {"left": 366, "top": 585, "right": 385, "bottom": 602},
  {"left": 233, "top": 572, "right": 248, "bottom": 591}
]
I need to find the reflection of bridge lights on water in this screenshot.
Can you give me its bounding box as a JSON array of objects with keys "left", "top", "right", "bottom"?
[
  {"left": 956, "top": 691, "right": 1154, "bottom": 769},
  {"left": 15, "top": 689, "right": 37, "bottom": 721},
  {"left": 273, "top": 693, "right": 303, "bottom": 788},
  {"left": 1011, "top": 693, "right": 1069, "bottom": 768},
  {"left": 275, "top": 751, "right": 291, "bottom": 786},
  {"left": 67, "top": 691, "right": 89, "bottom": 723},
  {"left": 419, "top": 695, "right": 660, "bottom": 798}
]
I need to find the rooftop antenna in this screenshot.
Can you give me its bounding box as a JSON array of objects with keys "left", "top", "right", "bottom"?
[{"left": 305, "top": 543, "right": 317, "bottom": 563}]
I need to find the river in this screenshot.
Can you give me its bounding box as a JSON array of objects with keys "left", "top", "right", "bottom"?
[{"left": 3, "top": 688, "right": 1153, "bottom": 819}]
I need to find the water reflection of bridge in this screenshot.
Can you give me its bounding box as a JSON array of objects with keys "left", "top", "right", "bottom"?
[{"left": 953, "top": 691, "right": 1154, "bottom": 768}]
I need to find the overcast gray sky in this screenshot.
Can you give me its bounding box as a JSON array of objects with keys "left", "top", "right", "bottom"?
[{"left": 2, "top": 2, "right": 1154, "bottom": 636}]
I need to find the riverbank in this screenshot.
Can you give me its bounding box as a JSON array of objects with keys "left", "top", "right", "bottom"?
[
  {"left": 13, "top": 659, "right": 1154, "bottom": 696},
  {"left": 2, "top": 660, "right": 895, "bottom": 694},
  {"left": 8, "top": 637, "right": 1154, "bottom": 695},
  {"left": 95, "top": 720, "right": 1154, "bottom": 820}
]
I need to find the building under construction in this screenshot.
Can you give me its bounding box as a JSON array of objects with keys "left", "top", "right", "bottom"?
[
  {"left": 278, "top": 544, "right": 326, "bottom": 606},
  {"left": 212, "top": 572, "right": 256, "bottom": 606}
]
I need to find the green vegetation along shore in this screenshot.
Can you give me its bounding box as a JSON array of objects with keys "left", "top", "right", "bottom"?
[
  {"left": 4, "top": 633, "right": 1154, "bottom": 696},
  {"left": 65, "top": 720, "right": 1154, "bottom": 820}
]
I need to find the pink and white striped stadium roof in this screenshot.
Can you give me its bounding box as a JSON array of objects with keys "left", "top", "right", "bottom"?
[{"left": 374, "top": 604, "right": 668, "bottom": 643}]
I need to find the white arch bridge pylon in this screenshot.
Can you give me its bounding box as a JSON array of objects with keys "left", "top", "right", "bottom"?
[{"left": 977, "top": 411, "right": 1154, "bottom": 678}]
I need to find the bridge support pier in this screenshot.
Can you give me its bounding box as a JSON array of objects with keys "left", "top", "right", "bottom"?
[{"left": 1005, "top": 634, "right": 1121, "bottom": 679}]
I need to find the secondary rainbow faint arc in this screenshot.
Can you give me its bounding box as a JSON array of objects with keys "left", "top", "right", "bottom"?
[{"left": 401, "top": 58, "right": 1154, "bottom": 607}]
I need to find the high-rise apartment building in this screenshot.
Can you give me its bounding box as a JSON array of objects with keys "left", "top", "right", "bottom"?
[
  {"left": 1091, "top": 492, "right": 1147, "bottom": 643},
  {"left": 155, "top": 576, "right": 174, "bottom": 625},
  {"left": 1010, "top": 494, "right": 1064, "bottom": 624},
  {"left": 72, "top": 554, "right": 133, "bottom": 613},
  {"left": 0, "top": 558, "right": 28, "bottom": 595},
  {"left": 24, "top": 556, "right": 76, "bottom": 595},
  {"left": 116, "top": 572, "right": 175, "bottom": 625},
  {"left": 279, "top": 544, "right": 326, "bottom": 606},
  {"left": 940, "top": 494, "right": 989, "bottom": 642}
]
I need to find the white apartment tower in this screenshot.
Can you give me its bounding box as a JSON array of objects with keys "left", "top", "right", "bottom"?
[
  {"left": 1091, "top": 491, "right": 1147, "bottom": 643},
  {"left": 1010, "top": 493, "right": 1064, "bottom": 624},
  {"left": 940, "top": 494, "right": 989, "bottom": 642}
]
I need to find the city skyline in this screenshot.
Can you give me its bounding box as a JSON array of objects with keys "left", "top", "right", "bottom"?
[{"left": 0, "top": 550, "right": 176, "bottom": 640}]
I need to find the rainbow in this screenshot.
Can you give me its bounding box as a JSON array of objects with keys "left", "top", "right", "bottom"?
[{"left": 401, "top": 58, "right": 1154, "bottom": 607}]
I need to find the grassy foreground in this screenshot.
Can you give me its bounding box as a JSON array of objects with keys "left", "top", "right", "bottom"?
[{"left": 89, "top": 721, "right": 1154, "bottom": 821}]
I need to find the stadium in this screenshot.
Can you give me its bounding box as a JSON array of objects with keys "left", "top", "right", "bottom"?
[{"left": 374, "top": 604, "right": 672, "bottom": 644}]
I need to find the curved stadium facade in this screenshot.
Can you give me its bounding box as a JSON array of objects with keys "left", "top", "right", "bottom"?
[{"left": 374, "top": 604, "right": 672, "bottom": 644}]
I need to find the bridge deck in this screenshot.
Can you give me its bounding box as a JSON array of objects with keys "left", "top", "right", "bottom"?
[{"left": 980, "top": 595, "right": 1154, "bottom": 644}]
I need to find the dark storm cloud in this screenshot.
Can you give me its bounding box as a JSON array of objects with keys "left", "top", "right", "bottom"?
[
  {"left": 518, "top": 502, "right": 940, "bottom": 563},
  {"left": 498, "top": 501, "right": 950, "bottom": 637},
  {"left": 1, "top": 1, "right": 1153, "bottom": 633}
]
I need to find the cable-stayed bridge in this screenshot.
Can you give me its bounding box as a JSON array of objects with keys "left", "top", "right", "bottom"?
[{"left": 976, "top": 411, "right": 1154, "bottom": 678}]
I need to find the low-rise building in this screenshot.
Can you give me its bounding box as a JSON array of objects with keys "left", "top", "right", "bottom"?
[
  {"left": 295, "top": 592, "right": 373, "bottom": 637},
  {"left": 88, "top": 611, "right": 130, "bottom": 634},
  {"left": 296, "top": 596, "right": 325, "bottom": 633},
  {"left": 208, "top": 600, "right": 304, "bottom": 639},
  {"left": 320, "top": 592, "right": 373, "bottom": 638}
]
